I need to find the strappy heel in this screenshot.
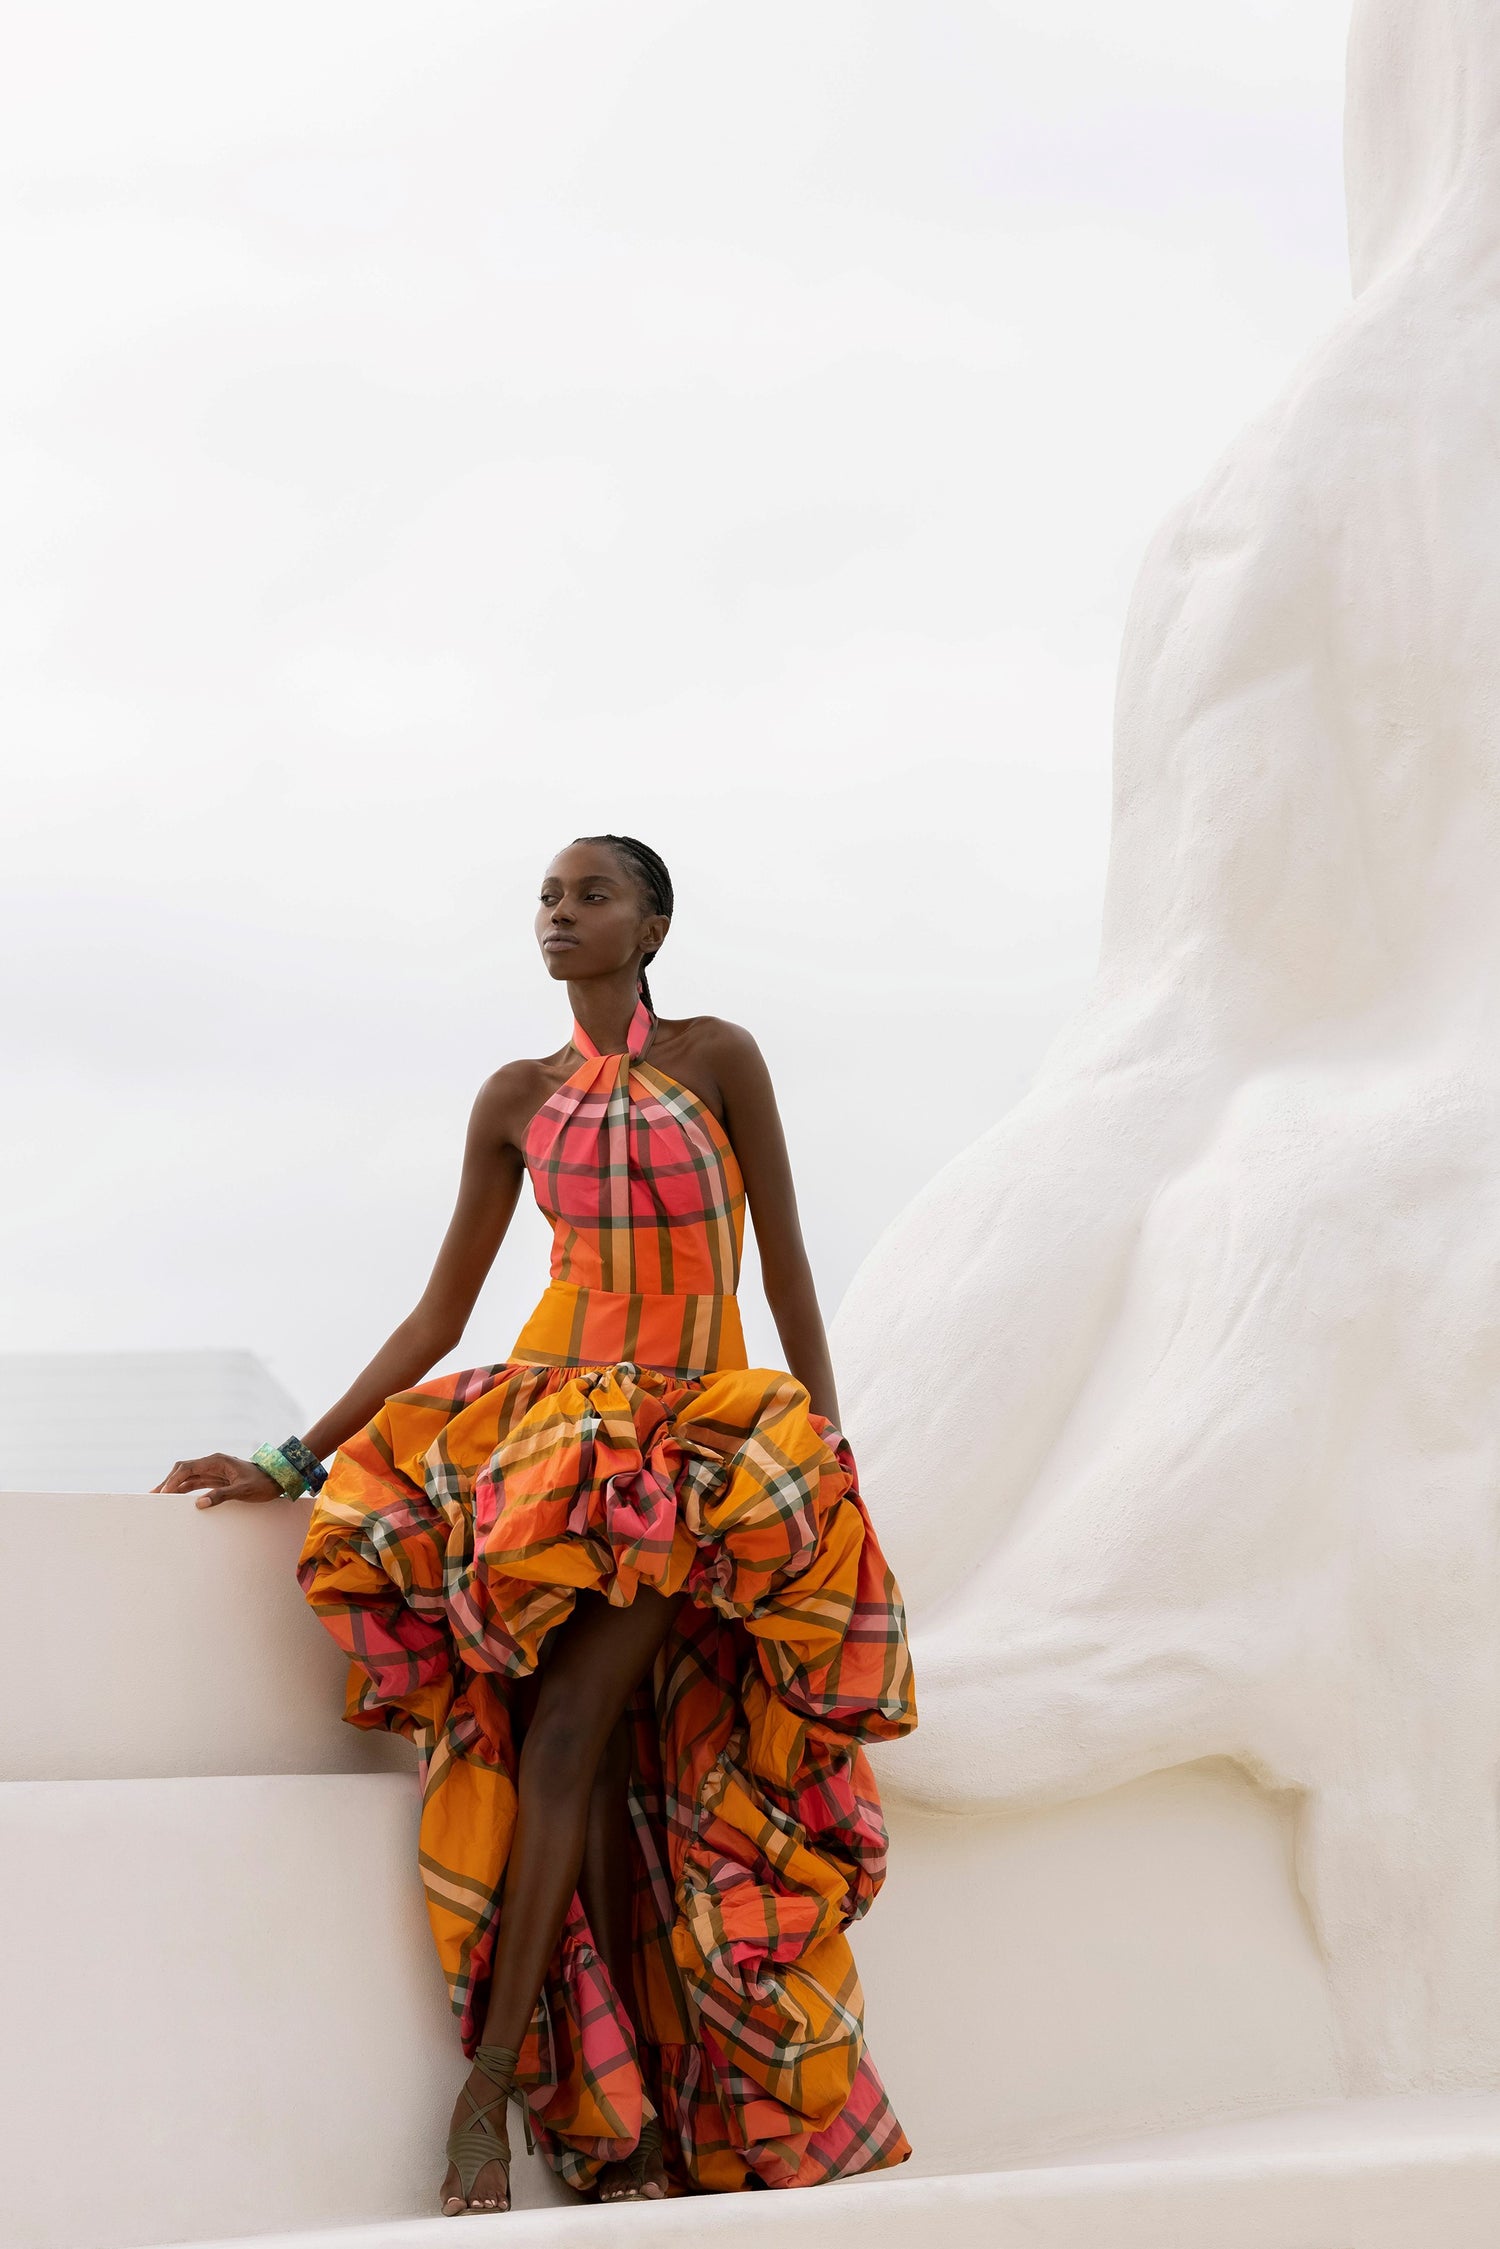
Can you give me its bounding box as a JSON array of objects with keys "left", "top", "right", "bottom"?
[
  {"left": 442, "top": 2043, "right": 532, "bottom": 2216},
  {"left": 598, "top": 2113, "right": 666, "bottom": 2202}
]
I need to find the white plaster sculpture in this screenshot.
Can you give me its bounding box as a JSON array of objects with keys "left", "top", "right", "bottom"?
[{"left": 836, "top": 0, "right": 1500, "bottom": 2098}]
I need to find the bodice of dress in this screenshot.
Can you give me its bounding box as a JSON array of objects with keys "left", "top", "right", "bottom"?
[{"left": 511, "top": 994, "right": 748, "bottom": 1376}]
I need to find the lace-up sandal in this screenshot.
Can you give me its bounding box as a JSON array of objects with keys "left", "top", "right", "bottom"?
[
  {"left": 597, "top": 2114, "right": 667, "bottom": 2202},
  {"left": 442, "top": 2043, "right": 531, "bottom": 2216}
]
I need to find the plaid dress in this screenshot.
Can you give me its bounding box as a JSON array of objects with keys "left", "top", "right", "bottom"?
[{"left": 297, "top": 996, "right": 917, "bottom": 2194}]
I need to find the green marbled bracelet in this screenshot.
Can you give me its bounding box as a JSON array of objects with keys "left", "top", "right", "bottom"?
[{"left": 252, "top": 1442, "right": 307, "bottom": 1500}]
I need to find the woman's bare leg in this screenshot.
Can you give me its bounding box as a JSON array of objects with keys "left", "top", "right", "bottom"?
[
  {"left": 579, "top": 1713, "right": 636, "bottom": 2008},
  {"left": 578, "top": 1714, "right": 669, "bottom": 2201},
  {"left": 439, "top": 1588, "right": 682, "bottom": 2215}
]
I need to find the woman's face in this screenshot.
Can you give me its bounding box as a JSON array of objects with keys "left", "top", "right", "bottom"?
[{"left": 535, "top": 843, "right": 666, "bottom": 983}]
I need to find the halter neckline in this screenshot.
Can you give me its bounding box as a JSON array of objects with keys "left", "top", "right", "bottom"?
[{"left": 570, "top": 992, "right": 655, "bottom": 1060}]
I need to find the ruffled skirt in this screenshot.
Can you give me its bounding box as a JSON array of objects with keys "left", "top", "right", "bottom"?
[{"left": 296, "top": 1355, "right": 917, "bottom": 2193}]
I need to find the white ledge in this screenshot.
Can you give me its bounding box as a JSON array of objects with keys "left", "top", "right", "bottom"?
[
  {"left": 147, "top": 2094, "right": 1500, "bottom": 2249},
  {"left": 0, "top": 1491, "right": 410, "bottom": 1779}
]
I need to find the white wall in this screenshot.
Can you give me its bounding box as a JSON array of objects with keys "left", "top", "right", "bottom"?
[{"left": 0, "top": 1349, "right": 303, "bottom": 1493}]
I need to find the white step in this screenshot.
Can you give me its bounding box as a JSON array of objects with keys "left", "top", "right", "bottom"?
[
  {"left": 0, "top": 1773, "right": 571, "bottom": 2249},
  {"left": 2, "top": 1756, "right": 1365, "bottom": 2249},
  {"left": 137, "top": 2094, "right": 1500, "bottom": 2248},
  {"left": 0, "top": 1492, "right": 410, "bottom": 1778},
  {"left": 4, "top": 1490, "right": 1379, "bottom": 2249}
]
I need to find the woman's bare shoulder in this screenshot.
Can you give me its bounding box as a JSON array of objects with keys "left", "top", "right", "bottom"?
[
  {"left": 471, "top": 1047, "right": 575, "bottom": 1148},
  {"left": 652, "top": 1017, "right": 773, "bottom": 1125},
  {"left": 658, "top": 1013, "right": 764, "bottom": 1063}
]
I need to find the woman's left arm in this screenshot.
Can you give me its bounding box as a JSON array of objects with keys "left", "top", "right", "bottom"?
[{"left": 714, "top": 1023, "right": 841, "bottom": 1427}]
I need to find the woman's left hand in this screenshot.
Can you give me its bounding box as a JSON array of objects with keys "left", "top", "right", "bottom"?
[{"left": 153, "top": 1453, "right": 287, "bottom": 1508}]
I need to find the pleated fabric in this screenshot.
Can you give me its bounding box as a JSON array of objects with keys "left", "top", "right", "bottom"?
[{"left": 297, "top": 997, "right": 917, "bottom": 2193}]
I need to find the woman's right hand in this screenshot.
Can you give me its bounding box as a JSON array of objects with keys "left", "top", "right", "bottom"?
[{"left": 153, "top": 1454, "right": 286, "bottom": 1509}]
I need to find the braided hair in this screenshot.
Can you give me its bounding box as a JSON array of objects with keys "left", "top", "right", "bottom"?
[{"left": 572, "top": 834, "right": 674, "bottom": 1010}]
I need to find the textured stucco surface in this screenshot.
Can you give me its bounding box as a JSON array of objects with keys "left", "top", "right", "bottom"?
[{"left": 838, "top": 0, "right": 1500, "bottom": 2095}]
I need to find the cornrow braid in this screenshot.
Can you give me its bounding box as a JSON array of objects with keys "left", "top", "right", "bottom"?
[{"left": 572, "top": 833, "right": 674, "bottom": 1010}]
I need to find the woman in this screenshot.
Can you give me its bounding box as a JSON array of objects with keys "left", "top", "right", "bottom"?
[{"left": 156, "top": 833, "right": 917, "bottom": 2216}]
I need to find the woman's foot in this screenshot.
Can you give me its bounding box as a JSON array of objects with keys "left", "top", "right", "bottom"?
[
  {"left": 597, "top": 2115, "right": 668, "bottom": 2203},
  {"left": 440, "top": 2048, "right": 519, "bottom": 2217}
]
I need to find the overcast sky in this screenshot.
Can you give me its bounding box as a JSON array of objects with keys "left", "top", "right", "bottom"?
[{"left": 3, "top": 0, "right": 1353, "bottom": 1427}]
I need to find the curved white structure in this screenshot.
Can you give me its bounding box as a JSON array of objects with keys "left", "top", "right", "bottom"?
[{"left": 837, "top": 0, "right": 1500, "bottom": 2098}]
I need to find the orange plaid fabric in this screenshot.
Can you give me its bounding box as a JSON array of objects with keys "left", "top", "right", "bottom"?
[
  {"left": 297, "top": 997, "right": 917, "bottom": 2193},
  {"left": 512, "top": 995, "right": 746, "bottom": 1376}
]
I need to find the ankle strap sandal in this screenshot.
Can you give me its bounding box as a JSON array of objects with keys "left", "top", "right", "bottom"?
[
  {"left": 443, "top": 2043, "right": 534, "bottom": 2211},
  {"left": 599, "top": 2112, "right": 666, "bottom": 2202}
]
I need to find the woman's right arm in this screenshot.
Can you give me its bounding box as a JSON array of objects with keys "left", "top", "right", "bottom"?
[{"left": 155, "top": 1069, "right": 530, "bottom": 1507}]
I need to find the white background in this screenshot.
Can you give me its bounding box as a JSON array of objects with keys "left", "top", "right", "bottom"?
[{"left": 3, "top": 0, "right": 1351, "bottom": 1423}]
